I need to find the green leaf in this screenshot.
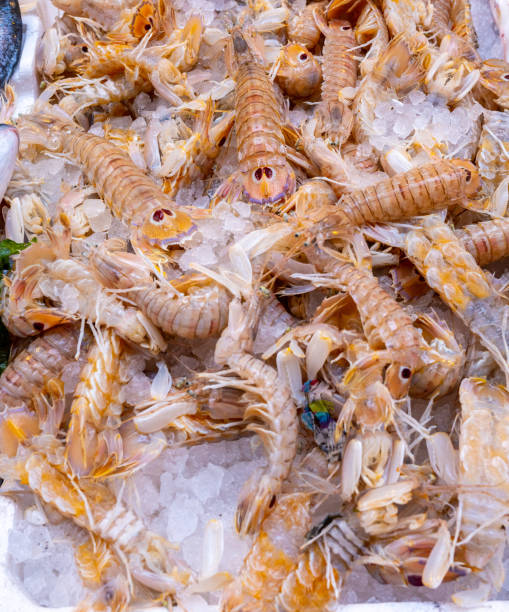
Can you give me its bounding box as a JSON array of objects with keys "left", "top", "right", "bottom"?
[
  {"left": 0, "top": 239, "right": 34, "bottom": 374},
  {"left": 0, "top": 238, "right": 34, "bottom": 271}
]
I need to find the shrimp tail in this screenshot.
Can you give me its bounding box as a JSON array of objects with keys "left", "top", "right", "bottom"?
[
  {"left": 373, "top": 33, "right": 425, "bottom": 92},
  {"left": 212, "top": 171, "right": 242, "bottom": 205},
  {"left": 235, "top": 471, "right": 278, "bottom": 535}
]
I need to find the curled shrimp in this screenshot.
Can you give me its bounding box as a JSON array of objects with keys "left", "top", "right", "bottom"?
[
  {"left": 304, "top": 246, "right": 423, "bottom": 399},
  {"left": 205, "top": 299, "right": 298, "bottom": 535},
  {"left": 19, "top": 111, "right": 196, "bottom": 252},
  {"left": 91, "top": 240, "right": 231, "bottom": 339},
  {"left": 313, "top": 11, "right": 358, "bottom": 146},
  {"left": 274, "top": 43, "right": 322, "bottom": 100},
  {"left": 215, "top": 27, "right": 296, "bottom": 205},
  {"left": 6, "top": 227, "right": 165, "bottom": 351}
]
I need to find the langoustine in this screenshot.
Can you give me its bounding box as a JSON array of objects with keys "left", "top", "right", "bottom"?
[
  {"left": 453, "top": 377, "right": 509, "bottom": 602},
  {"left": 0, "top": 325, "right": 90, "bottom": 457},
  {"left": 18, "top": 111, "right": 196, "bottom": 252},
  {"left": 216, "top": 27, "right": 296, "bottom": 205},
  {"left": 206, "top": 298, "right": 298, "bottom": 535},
  {"left": 369, "top": 214, "right": 509, "bottom": 382},
  {"left": 2, "top": 227, "right": 165, "bottom": 351},
  {"left": 321, "top": 158, "right": 480, "bottom": 232},
  {"left": 91, "top": 240, "right": 231, "bottom": 339},
  {"left": 313, "top": 10, "right": 358, "bottom": 146},
  {"left": 0, "top": 448, "right": 191, "bottom": 599},
  {"left": 303, "top": 246, "right": 423, "bottom": 399},
  {"left": 221, "top": 492, "right": 338, "bottom": 611}
]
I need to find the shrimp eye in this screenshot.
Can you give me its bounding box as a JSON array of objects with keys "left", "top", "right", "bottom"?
[
  {"left": 263, "top": 167, "right": 273, "bottom": 179},
  {"left": 400, "top": 367, "right": 412, "bottom": 380},
  {"left": 33, "top": 322, "right": 44, "bottom": 331},
  {"left": 81, "top": 45, "right": 88, "bottom": 53},
  {"left": 152, "top": 209, "right": 165, "bottom": 222},
  {"left": 464, "top": 168, "right": 472, "bottom": 182},
  {"left": 269, "top": 495, "right": 277, "bottom": 508},
  {"left": 340, "top": 25, "right": 351, "bottom": 30},
  {"left": 144, "top": 23, "right": 151, "bottom": 30},
  {"left": 503, "top": 73, "right": 509, "bottom": 81},
  {"left": 298, "top": 52, "right": 308, "bottom": 62},
  {"left": 103, "top": 587, "right": 114, "bottom": 603},
  {"left": 162, "top": 208, "right": 173, "bottom": 216},
  {"left": 218, "top": 136, "right": 226, "bottom": 146},
  {"left": 254, "top": 168, "right": 263, "bottom": 181}
]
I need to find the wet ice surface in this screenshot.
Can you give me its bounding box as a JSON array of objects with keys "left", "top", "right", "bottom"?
[
  {"left": 8, "top": 514, "right": 86, "bottom": 607},
  {"left": 7, "top": 438, "right": 267, "bottom": 608},
  {"left": 471, "top": 0, "right": 504, "bottom": 60}
]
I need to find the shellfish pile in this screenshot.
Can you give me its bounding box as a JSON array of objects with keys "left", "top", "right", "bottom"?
[{"left": 1, "top": 0, "right": 509, "bottom": 609}]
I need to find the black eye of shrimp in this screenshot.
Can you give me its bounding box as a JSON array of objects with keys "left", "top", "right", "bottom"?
[
  {"left": 464, "top": 168, "right": 472, "bottom": 182},
  {"left": 340, "top": 25, "right": 351, "bottom": 30},
  {"left": 400, "top": 367, "right": 412, "bottom": 380},
  {"left": 254, "top": 168, "right": 263, "bottom": 181},
  {"left": 152, "top": 209, "right": 165, "bottom": 222},
  {"left": 268, "top": 495, "right": 277, "bottom": 508},
  {"left": 299, "top": 52, "right": 308, "bottom": 61},
  {"left": 263, "top": 167, "right": 273, "bottom": 179},
  {"left": 33, "top": 322, "right": 45, "bottom": 331},
  {"left": 503, "top": 73, "right": 509, "bottom": 81}
]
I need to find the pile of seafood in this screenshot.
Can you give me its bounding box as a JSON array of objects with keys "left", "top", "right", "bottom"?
[{"left": 2, "top": 0, "right": 509, "bottom": 608}]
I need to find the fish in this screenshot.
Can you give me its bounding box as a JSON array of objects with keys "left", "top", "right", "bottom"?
[{"left": 0, "top": 0, "right": 22, "bottom": 89}]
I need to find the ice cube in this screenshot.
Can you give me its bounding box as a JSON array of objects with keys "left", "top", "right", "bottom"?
[
  {"left": 166, "top": 493, "right": 203, "bottom": 541},
  {"left": 189, "top": 463, "right": 224, "bottom": 502},
  {"left": 408, "top": 89, "right": 426, "bottom": 105}
]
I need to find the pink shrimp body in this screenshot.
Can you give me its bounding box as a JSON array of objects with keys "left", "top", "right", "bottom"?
[
  {"left": 315, "top": 15, "right": 358, "bottom": 145},
  {"left": 0, "top": 325, "right": 89, "bottom": 456},
  {"left": 226, "top": 28, "right": 295, "bottom": 205},
  {"left": 91, "top": 243, "right": 230, "bottom": 339},
  {"left": 456, "top": 218, "right": 509, "bottom": 266},
  {"left": 330, "top": 160, "right": 479, "bottom": 228},
  {"left": 65, "top": 329, "right": 126, "bottom": 478}
]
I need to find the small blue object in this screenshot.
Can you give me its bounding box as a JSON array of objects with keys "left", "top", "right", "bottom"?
[
  {"left": 313, "top": 411, "right": 331, "bottom": 427},
  {"left": 301, "top": 409, "right": 315, "bottom": 431}
]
